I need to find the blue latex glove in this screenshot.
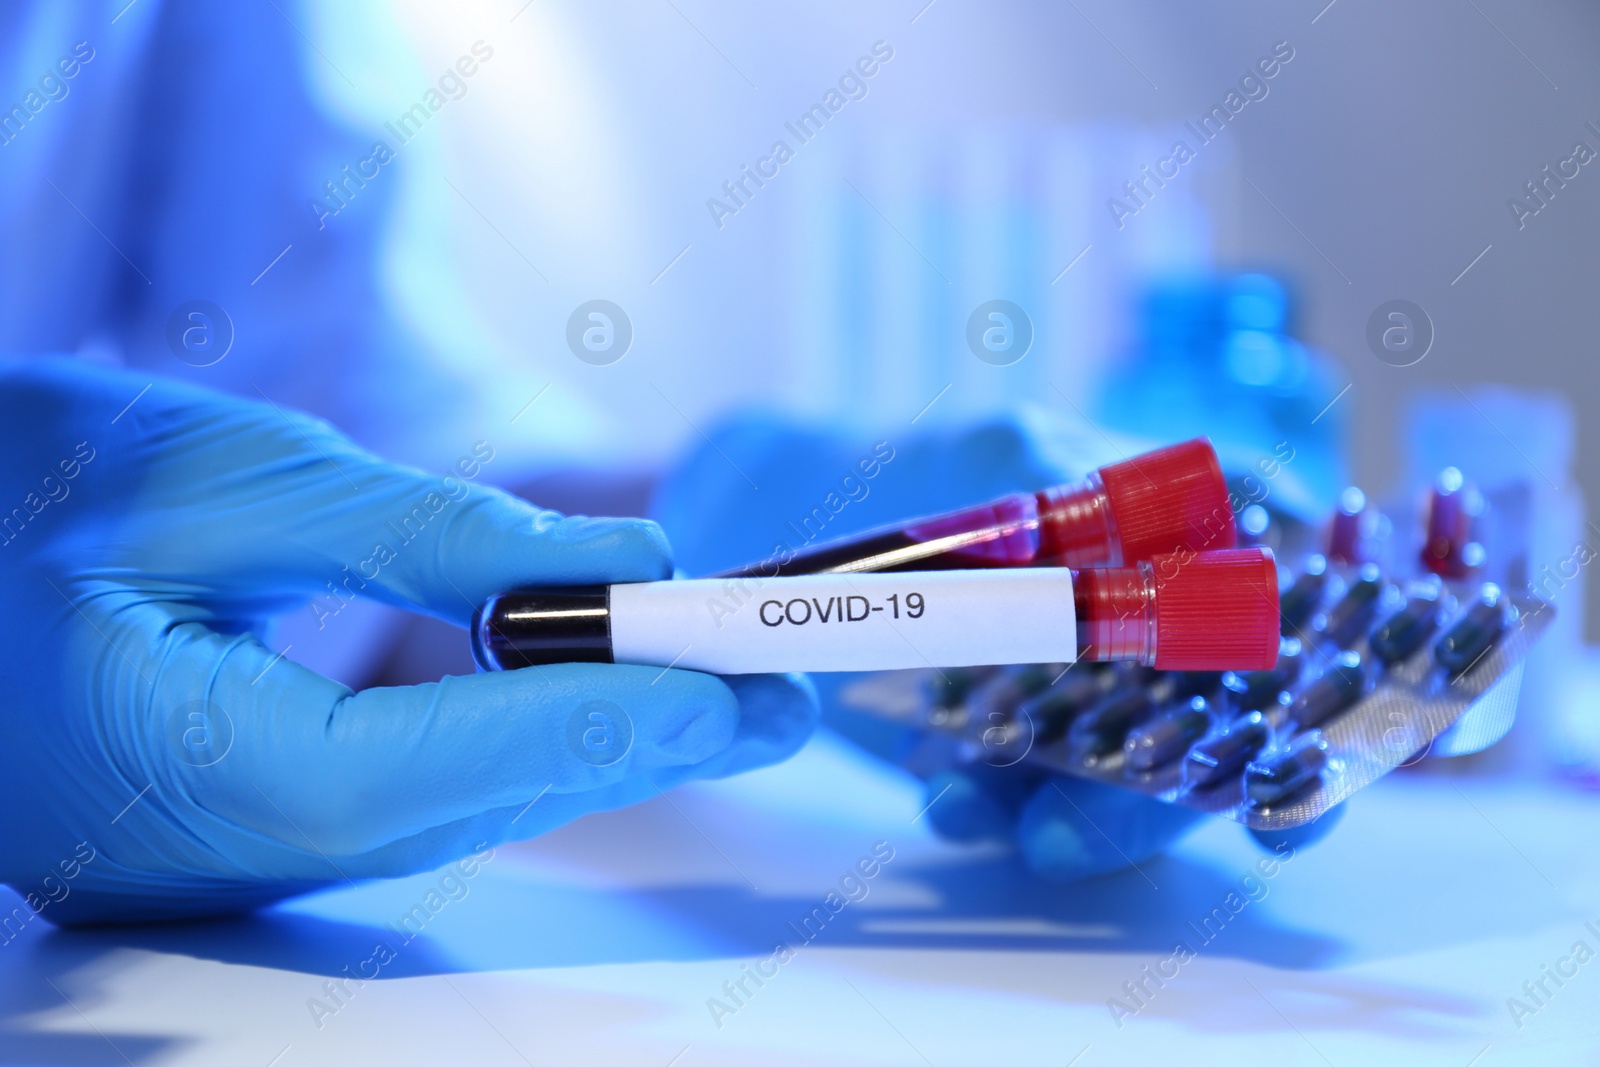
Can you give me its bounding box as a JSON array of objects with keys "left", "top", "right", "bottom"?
[
  {"left": 652, "top": 410, "right": 1341, "bottom": 882},
  {"left": 0, "top": 360, "right": 816, "bottom": 924}
]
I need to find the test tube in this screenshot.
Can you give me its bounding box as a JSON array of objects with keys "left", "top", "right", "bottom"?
[
  {"left": 719, "top": 438, "right": 1233, "bottom": 578},
  {"left": 473, "top": 548, "right": 1280, "bottom": 675}
]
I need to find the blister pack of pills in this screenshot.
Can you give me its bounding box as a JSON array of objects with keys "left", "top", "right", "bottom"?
[{"left": 839, "top": 472, "right": 1557, "bottom": 830}]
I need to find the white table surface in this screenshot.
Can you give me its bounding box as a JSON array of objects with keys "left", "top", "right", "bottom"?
[{"left": 3, "top": 732, "right": 1597, "bottom": 1066}]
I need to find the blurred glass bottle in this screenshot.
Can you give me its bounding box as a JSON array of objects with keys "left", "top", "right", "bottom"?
[{"left": 1094, "top": 273, "right": 1347, "bottom": 515}]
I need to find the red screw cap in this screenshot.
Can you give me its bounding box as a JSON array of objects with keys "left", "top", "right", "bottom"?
[
  {"left": 1099, "top": 438, "right": 1236, "bottom": 565},
  {"left": 1151, "top": 547, "right": 1279, "bottom": 671}
]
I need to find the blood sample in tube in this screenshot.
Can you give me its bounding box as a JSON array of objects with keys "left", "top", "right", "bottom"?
[
  {"left": 720, "top": 438, "right": 1234, "bottom": 578},
  {"left": 474, "top": 548, "right": 1280, "bottom": 675}
]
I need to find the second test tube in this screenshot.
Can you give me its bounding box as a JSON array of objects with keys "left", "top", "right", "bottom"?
[{"left": 719, "top": 437, "right": 1234, "bottom": 578}]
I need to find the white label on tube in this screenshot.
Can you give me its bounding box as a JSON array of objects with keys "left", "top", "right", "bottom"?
[{"left": 607, "top": 568, "right": 1077, "bottom": 674}]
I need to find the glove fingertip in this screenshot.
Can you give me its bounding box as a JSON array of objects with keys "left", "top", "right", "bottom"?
[
  {"left": 721, "top": 672, "right": 821, "bottom": 752},
  {"left": 639, "top": 669, "right": 741, "bottom": 764},
  {"left": 1016, "top": 777, "right": 1203, "bottom": 883},
  {"left": 671, "top": 673, "right": 820, "bottom": 782},
  {"left": 1016, "top": 811, "right": 1101, "bottom": 882},
  {"left": 537, "top": 514, "right": 674, "bottom": 581},
  {"left": 924, "top": 771, "right": 1013, "bottom": 843}
]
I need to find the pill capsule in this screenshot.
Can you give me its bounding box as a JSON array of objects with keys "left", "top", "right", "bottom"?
[
  {"left": 1326, "top": 487, "right": 1377, "bottom": 565},
  {"left": 1068, "top": 688, "right": 1156, "bottom": 759},
  {"left": 1421, "top": 468, "right": 1485, "bottom": 579},
  {"left": 1369, "top": 595, "right": 1442, "bottom": 666},
  {"left": 1434, "top": 586, "right": 1508, "bottom": 677},
  {"left": 1288, "top": 651, "right": 1366, "bottom": 730},
  {"left": 1185, "top": 710, "right": 1270, "bottom": 788},
  {"left": 1055, "top": 662, "right": 1119, "bottom": 705},
  {"left": 1124, "top": 696, "right": 1214, "bottom": 772},
  {"left": 967, "top": 663, "right": 1060, "bottom": 720},
  {"left": 1245, "top": 734, "right": 1329, "bottom": 807},
  {"left": 1322, "top": 563, "right": 1385, "bottom": 645},
  {"left": 1280, "top": 556, "right": 1328, "bottom": 634},
  {"left": 1016, "top": 688, "right": 1078, "bottom": 745},
  {"left": 928, "top": 666, "right": 997, "bottom": 710},
  {"left": 1222, "top": 638, "right": 1302, "bottom": 711},
  {"left": 1018, "top": 666, "right": 1116, "bottom": 745},
  {"left": 1159, "top": 670, "right": 1224, "bottom": 702}
]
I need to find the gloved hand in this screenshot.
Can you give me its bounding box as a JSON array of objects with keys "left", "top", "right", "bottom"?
[
  {"left": 651, "top": 409, "right": 1341, "bottom": 882},
  {"left": 0, "top": 360, "right": 816, "bottom": 924}
]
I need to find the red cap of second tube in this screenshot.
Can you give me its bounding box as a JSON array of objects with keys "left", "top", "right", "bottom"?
[
  {"left": 1099, "top": 438, "right": 1235, "bottom": 564},
  {"left": 1043, "top": 438, "right": 1234, "bottom": 568}
]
